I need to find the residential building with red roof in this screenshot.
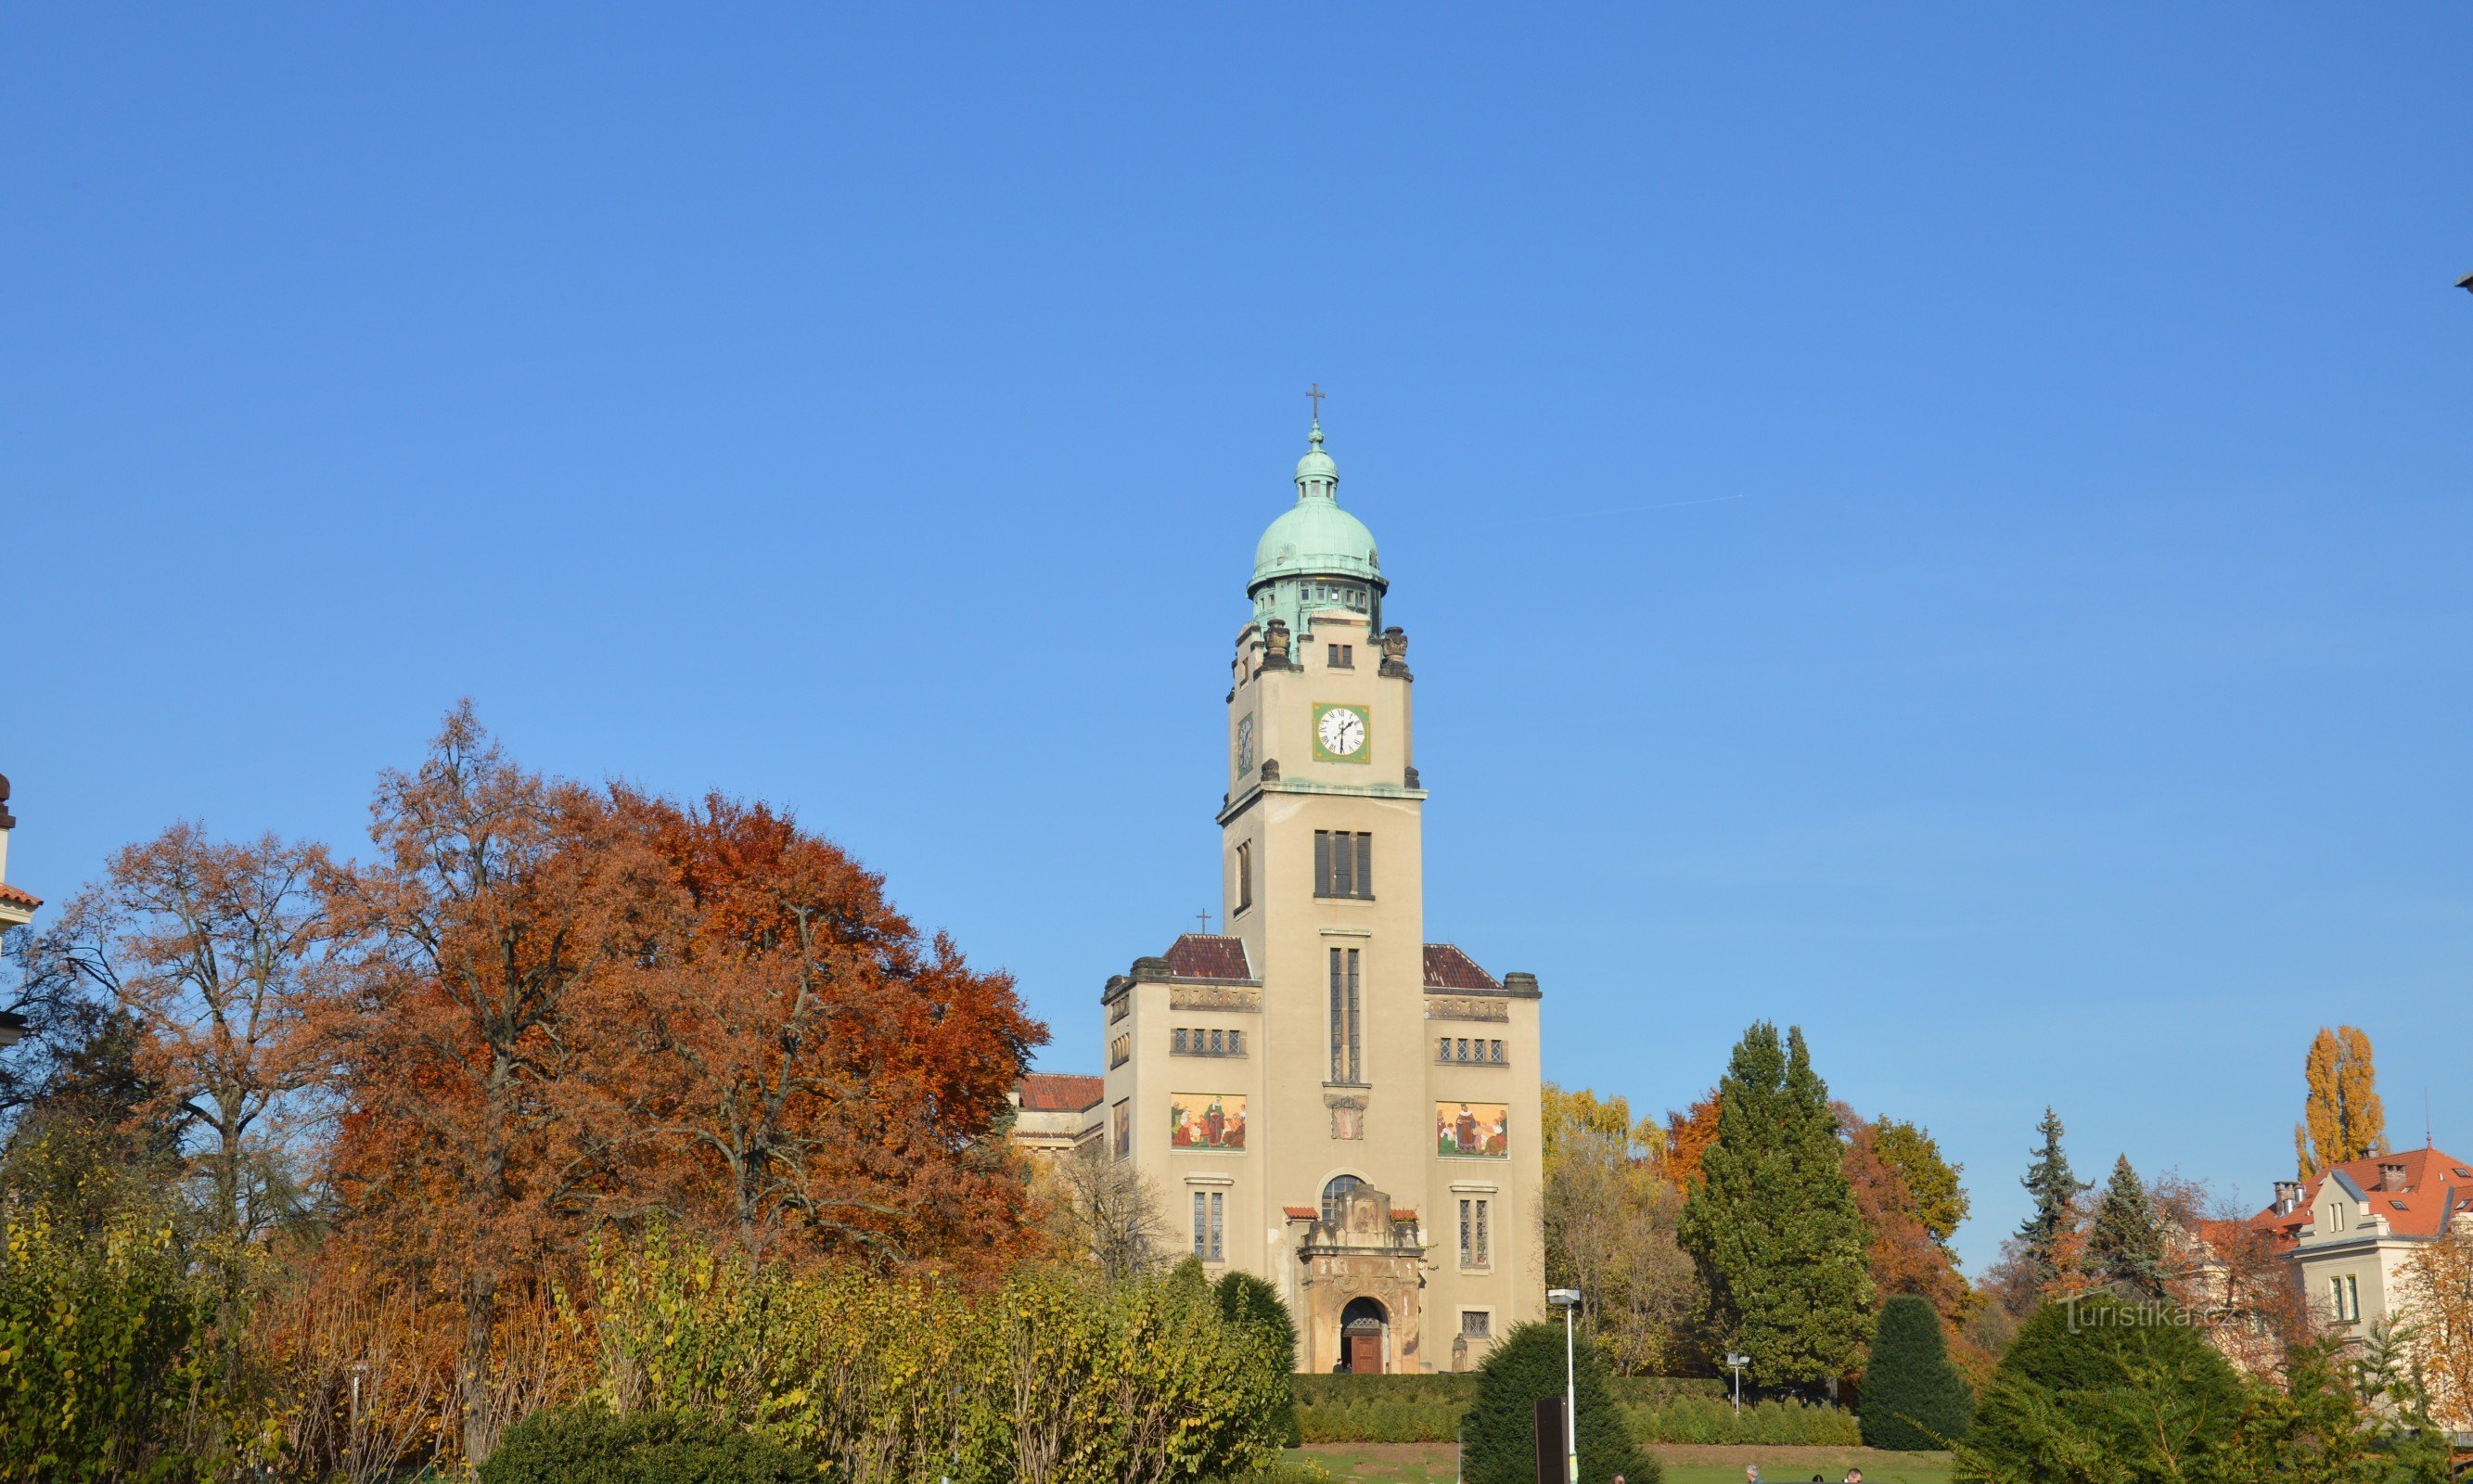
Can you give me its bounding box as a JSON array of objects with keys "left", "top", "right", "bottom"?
[
  {"left": 2242, "top": 1145, "right": 2473, "bottom": 1342},
  {"left": 0, "top": 775, "right": 35, "bottom": 1050}
]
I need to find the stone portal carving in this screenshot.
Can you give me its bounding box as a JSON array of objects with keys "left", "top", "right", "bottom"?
[{"left": 1288, "top": 1182, "right": 1426, "bottom": 1374}]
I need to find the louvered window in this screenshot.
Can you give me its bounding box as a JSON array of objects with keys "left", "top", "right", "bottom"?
[{"left": 1313, "top": 831, "right": 1373, "bottom": 899}]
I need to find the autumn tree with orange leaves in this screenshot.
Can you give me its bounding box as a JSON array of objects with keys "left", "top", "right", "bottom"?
[
  {"left": 310, "top": 705, "right": 1044, "bottom": 1465},
  {"left": 604, "top": 787, "right": 1043, "bottom": 1267},
  {"left": 44, "top": 825, "right": 340, "bottom": 1266}
]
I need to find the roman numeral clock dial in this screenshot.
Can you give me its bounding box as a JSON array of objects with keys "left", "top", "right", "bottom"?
[{"left": 1312, "top": 703, "right": 1370, "bottom": 763}]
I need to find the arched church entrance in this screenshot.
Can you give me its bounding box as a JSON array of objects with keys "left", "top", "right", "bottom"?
[{"left": 1339, "top": 1296, "right": 1389, "bottom": 1375}]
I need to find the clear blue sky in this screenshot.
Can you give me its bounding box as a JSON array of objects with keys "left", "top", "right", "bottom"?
[{"left": 6, "top": 7, "right": 2469, "bottom": 1271}]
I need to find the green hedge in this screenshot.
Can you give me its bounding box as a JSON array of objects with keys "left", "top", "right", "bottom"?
[{"left": 1293, "top": 1374, "right": 1847, "bottom": 1446}]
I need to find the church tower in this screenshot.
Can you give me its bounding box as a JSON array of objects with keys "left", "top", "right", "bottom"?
[{"left": 1095, "top": 418, "right": 1544, "bottom": 1374}]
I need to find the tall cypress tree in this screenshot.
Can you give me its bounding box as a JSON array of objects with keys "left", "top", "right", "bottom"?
[
  {"left": 1677, "top": 1022, "right": 1873, "bottom": 1389},
  {"left": 2084, "top": 1155, "right": 2169, "bottom": 1300},
  {"left": 2015, "top": 1107, "right": 2087, "bottom": 1290}
]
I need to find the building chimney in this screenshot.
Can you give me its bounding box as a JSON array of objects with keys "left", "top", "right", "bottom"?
[
  {"left": 2274, "top": 1180, "right": 2301, "bottom": 1214},
  {"left": 2378, "top": 1160, "right": 2408, "bottom": 1193}
]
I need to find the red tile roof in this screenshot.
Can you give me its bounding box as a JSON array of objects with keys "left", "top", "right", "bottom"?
[
  {"left": 2249, "top": 1145, "right": 2473, "bottom": 1246},
  {"left": 1390, "top": 1209, "right": 1418, "bottom": 1222},
  {"left": 1422, "top": 943, "right": 1499, "bottom": 991},
  {"left": 1164, "top": 934, "right": 1252, "bottom": 980},
  {"left": 0, "top": 882, "right": 40, "bottom": 909},
  {"left": 1284, "top": 1205, "right": 1318, "bottom": 1222},
  {"left": 1015, "top": 1073, "right": 1105, "bottom": 1114}
]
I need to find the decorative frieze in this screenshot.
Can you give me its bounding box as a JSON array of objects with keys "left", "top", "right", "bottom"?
[
  {"left": 1424, "top": 995, "right": 1510, "bottom": 1024},
  {"left": 1171, "top": 984, "right": 1262, "bottom": 1013}
]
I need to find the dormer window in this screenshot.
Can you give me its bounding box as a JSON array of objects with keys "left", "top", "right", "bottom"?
[{"left": 2330, "top": 1202, "right": 2350, "bottom": 1232}]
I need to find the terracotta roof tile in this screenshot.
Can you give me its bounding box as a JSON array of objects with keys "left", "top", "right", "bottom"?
[
  {"left": 2248, "top": 1145, "right": 2473, "bottom": 1245},
  {"left": 1422, "top": 943, "right": 1499, "bottom": 991},
  {"left": 1284, "top": 1205, "right": 1318, "bottom": 1222},
  {"left": 1164, "top": 934, "right": 1251, "bottom": 981},
  {"left": 1015, "top": 1073, "right": 1106, "bottom": 1114},
  {"left": 0, "top": 882, "right": 40, "bottom": 909},
  {"left": 1390, "top": 1209, "right": 1417, "bottom": 1222}
]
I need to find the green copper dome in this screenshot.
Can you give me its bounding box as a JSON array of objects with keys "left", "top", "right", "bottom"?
[
  {"left": 1249, "top": 421, "right": 1387, "bottom": 640},
  {"left": 1250, "top": 422, "right": 1383, "bottom": 590}
]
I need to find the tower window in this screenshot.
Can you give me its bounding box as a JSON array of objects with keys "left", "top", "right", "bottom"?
[
  {"left": 1327, "top": 644, "right": 1353, "bottom": 669},
  {"left": 1328, "top": 946, "right": 1362, "bottom": 1082},
  {"left": 1313, "top": 831, "right": 1373, "bottom": 899},
  {"left": 1235, "top": 842, "right": 1252, "bottom": 915}
]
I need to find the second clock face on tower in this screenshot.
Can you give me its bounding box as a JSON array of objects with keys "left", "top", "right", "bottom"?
[{"left": 1312, "top": 702, "right": 1371, "bottom": 763}]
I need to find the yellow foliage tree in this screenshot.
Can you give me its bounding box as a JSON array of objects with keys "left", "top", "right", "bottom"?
[
  {"left": 2402, "top": 1219, "right": 2473, "bottom": 1431},
  {"left": 2292, "top": 1026, "right": 2387, "bottom": 1178},
  {"left": 1541, "top": 1082, "right": 1664, "bottom": 1180}
]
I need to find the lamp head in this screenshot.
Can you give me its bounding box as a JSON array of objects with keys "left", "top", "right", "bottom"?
[{"left": 1545, "top": 1288, "right": 1582, "bottom": 1309}]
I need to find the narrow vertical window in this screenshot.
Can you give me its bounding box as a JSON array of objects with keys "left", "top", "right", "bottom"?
[
  {"left": 1333, "top": 832, "right": 1353, "bottom": 897},
  {"left": 2346, "top": 1275, "right": 2360, "bottom": 1321},
  {"left": 1355, "top": 833, "right": 1371, "bottom": 898},
  {"left": 1209, "top": 1191, "right": 1225, "bottom": 1261},
  {"left": 1459, "top": 1199, "right": 1472, "bottom": 1265},
  {"left": 1235, "top": 842, "right": 1252, "bottom": 914},
  {"left": 1491, "top": 1040, "right": 1505, "bottom": 1064},
  {"left": 1314, "top": 831, "right": 1331, "bottom": 896},
  {"left": 1194, "top": 1193, "right": 1208, "bottom": 1259},
  {"left": 1438, "top": 1036, "right": 1451, "bottom": 1063},
  {"left": 1329, "top": 948, "right": 1345, "bottom": 1081},
  {"left": 1345, "top": 948, "right": 1362, "bottom": 1082},
  {"left": 1475, "top": 1198, "right": 1491, "bottom": 1266}
]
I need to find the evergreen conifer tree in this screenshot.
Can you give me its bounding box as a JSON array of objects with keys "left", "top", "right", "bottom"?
[
  {"left": 2084, "top": 1155, "right": 2170, "bottom": 1301},
  {"left": 1858, "top": 1294, "right": 1975, "bottom": 1452},
  {"left": 2015, "top": 1107, "right": 2087, "bottom": 1290},
  {"left": 1676, "top": 1022, "right": 1874, "bottom": 1389},
  {"left": 1461, "top": 1320, "right": 1654, "bottom": 1484}
]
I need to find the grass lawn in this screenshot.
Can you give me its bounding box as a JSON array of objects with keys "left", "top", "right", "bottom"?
[{"left": 1287, "top": 1442, "right": 1954, "bottom": 1484}]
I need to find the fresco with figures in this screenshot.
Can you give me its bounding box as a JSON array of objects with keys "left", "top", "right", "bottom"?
[
  {"left": 1435, "top": 1102, "right": 1509, "bottom": 1158},
  {"left": 1170, "top": 1093, "right": 1247, "bottom": 1150}
]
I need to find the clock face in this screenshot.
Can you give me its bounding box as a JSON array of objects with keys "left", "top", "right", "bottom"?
[
  {"left": 1234, "top": 714, "right": 1255, "bottom": 779},
  {"left": 1313, "top": 703, "right": 1370, "bottom": 762}
]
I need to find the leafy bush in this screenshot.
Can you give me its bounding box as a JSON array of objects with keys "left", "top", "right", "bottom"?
[
  {"left": 1461, "top": 1321, "right": 1656, "bottom": 1484},
  {"left": 588, "top": 1230, "right": 1288, "bottom": 1484},
  {"left": 1859, "top": 1294, "right": 1974, "bottom": 1450},
  {"left": 480, "top": 1407, "right": 811, "bottom": 1484},
  {"left": 0, "top": 1190, "right": 217, "bottom": 1484}
]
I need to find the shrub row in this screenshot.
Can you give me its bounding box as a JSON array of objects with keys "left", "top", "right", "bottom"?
[
  {"left": 1293, "top": 1376, "right": 1850, "bottom": 1447},
  {"left": 1293, "top": 1373, "right": 1723, "bottom": 1410}
]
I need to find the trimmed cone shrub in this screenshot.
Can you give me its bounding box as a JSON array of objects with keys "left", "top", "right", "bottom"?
[
  {"left": 1461, "top": 1321, "right": 1657, "bottom": 1484},
  {"left": 1218, "top": 1269, "right": 1303, "bottom": 1447},
  {"left": 1859, "top": 1294, "right": 1974, "bottom": 1451},
  {"left": 480, "top": 1407, "right": 812, "bottom": 1484},
  {"left": 1955, "top": 1294, "right": 2242, "bottom": 1483}
]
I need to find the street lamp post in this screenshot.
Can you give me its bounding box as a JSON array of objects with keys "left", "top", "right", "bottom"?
[
  {"left": 1546, "top": 1288, "right": 1582, "bottom": 1484},
  {"left": 1724, "top": 1353, "right": 1750, "bottom": 1417}
]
